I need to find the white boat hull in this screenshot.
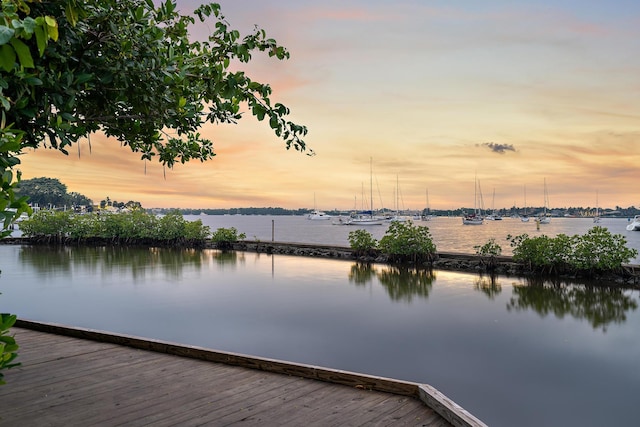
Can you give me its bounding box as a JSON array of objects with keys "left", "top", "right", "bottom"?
[
  {"left": 307, "top": 210, "right": 332, "bottom": 220},
  {"left": 348, "top": 217, "right": 384, "bottom": 226},
  {"left": 462, "top": 216, "right": 483, "bottom": 225},
  {"left": 627, "top": 216, "right": 640, "bottom": 231}
]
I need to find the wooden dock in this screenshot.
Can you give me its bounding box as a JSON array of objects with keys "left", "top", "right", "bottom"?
[{"left": 0, "top": 320, "right": 487, "bottom": 426}]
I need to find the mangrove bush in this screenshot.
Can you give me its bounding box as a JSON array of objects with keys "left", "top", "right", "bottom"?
[
  {"left": 347, "top": 229, "right": 378, "bottom": 256},
  {"left": 211, "top": 227, "right": 246, "bottom": 249},
  {"left": 19, "top": 210, "right": 211, "bottom": 246},
  {"left": 507, "top": 226, "right": 637, "bottom": 276},
  {"left": 378, "top": 221, "right": 436, "bottom": 264}
]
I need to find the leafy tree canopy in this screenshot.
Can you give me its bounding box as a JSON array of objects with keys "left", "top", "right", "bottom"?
[
  {"left": 0, "top": 0, "right": 309, "bottom": 233},
  {"left": 16, "top": 177, "right": 92, "bottom": 207}
]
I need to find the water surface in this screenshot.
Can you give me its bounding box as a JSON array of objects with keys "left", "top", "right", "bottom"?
[
  {"left": 187, "top": 215, "right": 640, "bottom": 264},
  {"left": 1, "top": 244, "right": 639, "bottom": 427}
]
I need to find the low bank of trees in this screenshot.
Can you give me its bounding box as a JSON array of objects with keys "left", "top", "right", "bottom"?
[
  {"left": 506, "top": 227, "right": 638, "bottom": 276},
  {"left": 19, "top": 210, "right": 210, "bottom": 246},
  {"left": 349, "top": 222, "right": 637, "bottom": 278}
]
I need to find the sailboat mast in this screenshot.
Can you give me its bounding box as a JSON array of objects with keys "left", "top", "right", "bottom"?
[
  {"left": 370, "top": 157, "right": 373, "bottom": 216},
  {"left": 426, "top": 188, "right": 430, "bottom": 213}
]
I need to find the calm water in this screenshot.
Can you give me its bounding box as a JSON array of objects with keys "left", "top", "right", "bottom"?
[
  {"left": 188, "top": 214, "right": 640, "bottom": 264},
  {"left": 2, "top": 215, "right": 640, "bottom": 427}
]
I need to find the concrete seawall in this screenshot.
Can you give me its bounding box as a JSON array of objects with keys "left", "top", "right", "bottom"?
[{"left": 226, "top": 240, "right": 640, "bottom": 286}]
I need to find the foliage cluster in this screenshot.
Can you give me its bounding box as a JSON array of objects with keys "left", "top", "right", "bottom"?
[
  {"left": 474, "top": 238, "right": 503, "bottom": 257},
  {"left": 507, "top": 226, "right": 638, "bottom": 276},
  {"left": 210, "top": 227, "right": 246, "bottom": 249},
  {"left": 347, "top": 229, "right": 378, "bottom": 256},
  {"left": 99, "top": 198, "right": 141, "bottom": 210},
  {"left": 378, "top": 221, "right": 437, "bottom": 263},
  {"left": 348, "top": 221, "right": 437, "bottom": 264},
  {"left": 19, "top": 210, "right": 211, "bottom": 246},
  {"left": 0, "top": 313, "right": 19, "bottom": 385},
  {"left": 16, "top": 177, "right": 92, "bottom": 208},
  {"left": 0, "top": 0, "right": 308, "bottom": 234},
  {"left": 474, "top": 238, "right": 503, "bottom": 269}
]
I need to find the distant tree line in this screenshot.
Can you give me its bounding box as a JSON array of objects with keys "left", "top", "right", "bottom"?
[
  {"left": 15, "top": 178, "right": 147, "bottom": 212},
  {"left": 16, "top": 177, "right": 92, "bottom": 209},
  {"left": 15, "top": 177, "right": 640, "bottom": 218},
  {"left": 100, "top": 197, "right": 142, "bottom": 211},
  {"left": 172, "top": 206, "right": 640, "bottom": 218},
  {"left": 158, "top": 207, "right": 310, "bottom": 216}
]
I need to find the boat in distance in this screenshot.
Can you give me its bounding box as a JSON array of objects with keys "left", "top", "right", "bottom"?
[
  {"left": 347, "top": 216, "right": 385, "bottom": 226},
  {"left": 462, "top": 213, "right": 483, "bottom": 225},
  {"left": 307, "top": 210, "right": 332, "bottom": 220},
  {"left": 627, "top": 215, "right": 640, "bottom": 231}
]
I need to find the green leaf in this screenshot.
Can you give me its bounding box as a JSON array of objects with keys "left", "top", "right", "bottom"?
[
  {"left": 22, "top": 17, "right": 37, "bottom": 35},
  {"left": 0, "top": 314, "right": 16, "bottom": 330},
  {"left": 0, "top": 27, "right": 15, "bottom": 46},
  {"left": 9, "top": 38, "right": 34, "bottom": 68},
  {"left": 74, "top": 73, "right": 93, "bottom": 85},
  {"left": 35, "top": 25, "right": 46, "bottom": 56},
  {"left": 269, "top": 115, "right": 278, "bottom": 129},
  {"left": 65, "top": 3, "right": 78, "bottom": 27},
  {"left": 46, "top": 17, "right": 59, "bottom": 41},
  {"left": 0, "top": 45, "right": 16, "bottom": 72},
  {"left": 44, "top": 16, "right": 57, "bottom": 28}
]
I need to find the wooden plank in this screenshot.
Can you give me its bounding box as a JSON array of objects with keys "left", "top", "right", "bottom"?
[
  {"left": 365, "top": 396, "right": 452, "bottom": 426},
  {"left": 5, "top": 350, "right": 191, "bottom": 418},
  {"left": 15, "top": 319, "right": 421, "bottom": 396},
  {"left": 161, "top": 375, "right": 329, "bottom": 426},
  {"left": 267, "top": 379, "right": 373, "bottom": 426},
  {"left": 8, "top": 321, "right": 487, "bottom": 426},
  {"left": 97, "top": 368, "right": 302, "bottom": 426},
  {"left": 310, "top": 392, "right": 406, "bottom": 426}
]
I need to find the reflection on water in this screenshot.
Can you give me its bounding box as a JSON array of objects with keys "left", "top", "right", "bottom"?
[
  {"left": 17, "top": 246, "right": 245, "bottom": 282},
  {"left": 212, "top": 250, "right": 245, "bottom": 268},
  {"left": 346, "top": 261, "right": 638, "bottom": 329},
  {"left": 377, "top": 266, "right": 435, "bottom": 302},
  {"left": 348, "top": 262, "right": 376, "bottom": 285},
  {"left": 507, "top": 281, "right": 638, "bottom": 331},
  {"left": 15, "top": 246, "right": 638, "bottom": 330},
  {"left": 5, "top": 244, "right": 640, "bottom": 427},
  {"left": 474, "top": 274, "right": 503, "bottom": 299},
  {"left": 348, "top": 263, "right": 435, "bottom": 302}
]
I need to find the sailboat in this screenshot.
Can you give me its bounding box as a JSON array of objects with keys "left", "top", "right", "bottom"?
[
  {"left": 485, "top": 188, "right": 502, "bottom": 220},
  {"left": 348, "top": 158, "right": 384, "bottom": 225},
  {"left": 521, "top": 185, "right": 530, "bottom": 222},
  {"left": 538, "top": 179, "right": 551, "bottom": 224},
  {"left": 462, "top": 177, "right": 483, "bottom": 225},
  {"left": 421, "top": 188, "right": 432, "bottom": 221},
  {"left": 593, "top": 191, "right": 601, "bottom": 223},
  {"left": 388, "top": 175, "right": 408, "bottom": 223}
]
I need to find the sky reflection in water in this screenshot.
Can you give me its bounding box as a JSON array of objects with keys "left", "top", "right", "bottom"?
[{"left": 1, "top": 245, "right": 639, "bottom": 427}]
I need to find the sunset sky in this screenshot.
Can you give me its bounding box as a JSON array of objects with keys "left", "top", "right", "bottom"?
[{"left": 19, "top": 0, "right": 640, "bottom": 211}]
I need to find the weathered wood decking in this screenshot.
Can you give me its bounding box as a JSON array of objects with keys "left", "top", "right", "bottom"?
[{"left": 0, "top": 320, "right": 487, "bottom": 427}]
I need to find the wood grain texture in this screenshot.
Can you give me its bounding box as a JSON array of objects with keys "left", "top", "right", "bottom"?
[{"left": 3, "top": 320, "right": 487, "bottom": 426}]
